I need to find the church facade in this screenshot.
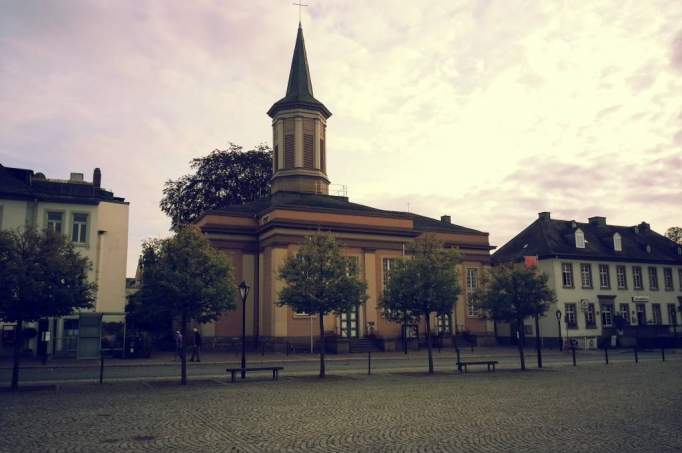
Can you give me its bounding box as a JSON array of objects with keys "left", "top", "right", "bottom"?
[{"left": 196, "top": 25, "right": 495, "bottom": 351}]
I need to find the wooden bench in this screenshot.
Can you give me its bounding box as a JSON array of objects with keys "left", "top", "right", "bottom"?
[
  {"left": 226, "top": 366, "right": 284, "bottom": 383},
  {"left": 457, "top": 361, "right": 498, "bottom": 373}
]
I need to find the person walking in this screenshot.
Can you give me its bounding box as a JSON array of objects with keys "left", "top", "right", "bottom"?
[
  {"left": 174, "top": 330, "right": 183, "bottom": 361},
  {"left": 190, "top": 327, "right": 202, "bottom": 362}
]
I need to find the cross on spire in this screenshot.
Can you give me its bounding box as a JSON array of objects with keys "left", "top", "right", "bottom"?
[{"left": 292, "top": 2, "right": 308, "bottom": 24}]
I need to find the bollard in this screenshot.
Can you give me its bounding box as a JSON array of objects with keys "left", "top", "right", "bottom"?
[
  {"left": 571, "top": 346, "right": 576, "bottom": 367},
  {"left": 661, "top": 347, "right": 665, "bottom": 362},
  {"left": 604, "top": 346, "right": 609, "bottom": 365},
  {"left": 456, "top": 348, "right": 462, "bottom": 373},
  {"left": 99, "top": 353, "right": 104, "bottom": 384},
  {"left": 367, "top": 351, "right": 371, "bottom": 375},
  {"left": 634, "top": 346, "right": 638, "bottom": 363}
]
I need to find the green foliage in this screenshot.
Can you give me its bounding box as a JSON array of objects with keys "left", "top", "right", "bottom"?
[
  {"left": 666, "top": 227, "right": 682, "bottom": 245},
  {"left": 380, "top": 235, "right": 461, "bottom": 320},
  {"left": 278, "top": 234, "right": 367, "bottom": 377},
  {"left": 0, "top": 228, "right": 95, "bottom": 323},
  {"left": 278, "top": 234, "right": 367, "bottom": 317},
  {"left": 160, "top": 143, "right": 272, "bottom": 229},
  {"left": 380, "top": 235, "right": 460, "bottom": 374},
  {"left": 472, "top": 264, "right": 554, "bottom": 324},
  {"left": 132, "top": 225, "right": 237, "bottom": 326}
]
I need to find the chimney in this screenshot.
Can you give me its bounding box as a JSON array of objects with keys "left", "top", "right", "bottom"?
[
  {"left": 93, "top": 168, "right": 101, "bottom": 188},
  {"left": 538, "top": 212, "right": 551, "bottom": 221},
  {"left": 639, "top": 221, "right": 650, "bottom": 231},
  {"left": 69, "top": 172, "right": 84, "bottom": 182},
  {"left": 440, "top": 215, "right": 451, "bottom": 224},
  {"left": 588, "top": 216, "right": 606, "bottom": 226}
]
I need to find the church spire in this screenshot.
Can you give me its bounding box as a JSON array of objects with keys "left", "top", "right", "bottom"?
[{"left": 268, "top": 25, "right": 331, "bottom": 119}]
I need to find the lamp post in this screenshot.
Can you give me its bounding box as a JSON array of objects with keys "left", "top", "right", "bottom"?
[
  {"left": 238, "top": 281, "right": 250, "bottom": 379},
  {"left": 555, "top": 309, "right": 563, "bottom": 351}
]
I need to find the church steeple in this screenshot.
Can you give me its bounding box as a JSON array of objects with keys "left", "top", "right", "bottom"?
[
  {"left": 268, "top": 24, "right": 331, "bottom": 119},
  {"left": 268, "top": 25, "right": 332, "bottom": 195}
]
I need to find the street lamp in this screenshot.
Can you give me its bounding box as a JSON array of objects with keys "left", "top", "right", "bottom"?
[
  {"left": 238, "top": 280, "right": 250, "bottom": 379},
  {"left": 555, "top": 309, "right": 563, "bottom": 351}
]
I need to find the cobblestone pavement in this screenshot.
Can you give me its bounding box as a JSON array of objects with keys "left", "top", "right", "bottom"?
[{"left": 1, "top": 362, "right": 681, "bottom": 453}]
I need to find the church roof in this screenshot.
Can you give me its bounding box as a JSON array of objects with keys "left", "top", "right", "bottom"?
[
  {"left": 267, "top": 25, "right": 332, "bottom": 119},
  {"left": 209, "top": 192, "right": 487, "bottom": 236},
  {"left": 492, "top": 214, "right": 682, "bottom": 265}
]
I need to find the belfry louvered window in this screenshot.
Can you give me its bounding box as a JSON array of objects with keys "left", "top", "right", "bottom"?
[
  {"left": 284, "top": 118, "right": 295, "bottom": 169},
  {"left": 303, "top": 118, "right": 314, "bottom": 169}
]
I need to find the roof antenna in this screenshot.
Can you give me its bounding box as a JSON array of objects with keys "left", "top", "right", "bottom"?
[
  {"left": 293, "top": 2, "right": 308, "bottom": 25},
  {"left": 407, "top": 202, "right": 410, "bottom": 213}
]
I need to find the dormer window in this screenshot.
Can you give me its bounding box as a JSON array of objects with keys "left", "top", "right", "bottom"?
[
  {"left": 575, "top": 229, "right": 585, "bottom": 249},
  {"left": 613, "top": 233, "right": 622, "bottom": 252},
  {"left": 646, "top": 244, "right": 651, "bottom": 254}
]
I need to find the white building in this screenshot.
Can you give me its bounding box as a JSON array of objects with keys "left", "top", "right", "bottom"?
[
  {"left": 0, "top": 165, "right": 129, "bottom": 358},
  {"left": 493, "top": 212, "right": 682, "bottom": 349}
]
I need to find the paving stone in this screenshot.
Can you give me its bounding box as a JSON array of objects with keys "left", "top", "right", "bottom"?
[{"left": 0, "top": 362, "right": 681, "bottom": 452}]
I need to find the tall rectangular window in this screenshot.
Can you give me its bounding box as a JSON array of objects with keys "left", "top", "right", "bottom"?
[
  {"left": 636, "top": 304, "right": 646, "bottom": 325},
  {"left": 565, "top": 303, "right": 577, "bottom": 328},
  {"left": 648, "top": 267, "right": 658, "bottom": 290},
  {"left": 652, "top": 304, "right": 662, "bottom": 325},
  {"left": 284, "top": 118, "right": 295, "bottom": 169},
  {"left": 600, "top": 303, "right": 613, "bottom": 327},
  {"left": 319, "top": 125, "right": 326, "bottom": 172},
  {"left": 47, "top": 211, "right": 63, "bottom": 234},
  {"left": 616, "top": 265, "right": 627, "bottom": 289},
  {"left": 71, "top": 213, "right": 88, "bottom": 244},
  {"left": 303, "top": 118, "right": 314, "bottom": 169},
  {"left": 663, "top": 268, "right": 673, "bottom": 291},
  {"left": 599, "top": 264, "right": 610, "bottom": 289},
  {"left": 466, "top": 268, "right": 479, "bottom": 317},
  {"left": 668, "top": 304, "right": 677, "bottom": 326},
  {"left": 585, "top": 303, "right": 596, "bottom": 328},
  {"left": 632, "top": 266, "right": 643, "bottom": 290},
  {"left": 580, "top": 263, "right": 593, "bottom": 288},
  {"left": 0, "top": 205, "right": 3, "bottom": 229},
  {"left": 467, "top": 294, "right": 479, "bottom": 318},
  {"left": 679, "top": 269, "right": 682, "bottom": 291},
  {"left": 382, "top": 258, "right": 398, "bottom": 290},
  {"left": 619, "top": 303, "right": 630, "bottom": 324},
  {"left": 561, "top": 263, "right": 574, "bottom": 288}
]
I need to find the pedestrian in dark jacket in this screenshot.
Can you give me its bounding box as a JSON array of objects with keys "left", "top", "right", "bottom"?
[
  {"left": 174, "top": 330, "right": 183, "bottom": 361},
  {"left": 190, "top": 327, "right": 202, "bottom": 362}
]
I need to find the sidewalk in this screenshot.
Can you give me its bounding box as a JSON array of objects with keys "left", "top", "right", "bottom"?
[{"left": 2, "top": 345, "right": 658, "bottom": 369}]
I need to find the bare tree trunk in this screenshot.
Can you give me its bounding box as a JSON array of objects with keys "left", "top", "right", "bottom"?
[
  {"left": 11, "top": 320, "right": 23, "bottom": 390},
  {"left": 517, "top": 321, "right": 526, "bottom": 371},
  {"left": 180, "top": 315, "right": 187, "bottom": 385},
  {"left": 318, "top": 312, "right": 325, "bottom": 378},
  {"left": 534, "top": 315, "right": 542, "bottom": 368},
  {"left": 425, "top": 313, "right": 434, "bottom": 374}
]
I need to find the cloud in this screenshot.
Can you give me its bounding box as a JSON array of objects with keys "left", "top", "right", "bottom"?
[{"left": 1, "top": 0, "right": 681, "bottom": 274}]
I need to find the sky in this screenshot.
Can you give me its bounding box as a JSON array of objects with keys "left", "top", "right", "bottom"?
[{"left": 1, "top": 0, "right": 681, "bottom": 276}]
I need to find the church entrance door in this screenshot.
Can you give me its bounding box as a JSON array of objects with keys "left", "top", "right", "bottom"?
[{"left": 339, "top": 307, "right": 359, "bottom": 338}]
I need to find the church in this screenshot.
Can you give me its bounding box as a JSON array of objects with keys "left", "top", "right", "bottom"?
[{"left": 196, "top": 24, "right": 495, "bottom": 351}]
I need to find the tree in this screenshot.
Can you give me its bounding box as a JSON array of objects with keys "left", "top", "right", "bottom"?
[
  {"left": 380, "top": 235, "right": 461, "bottom": 374},
  {"left": 473, "top": 264, "right": 555, "bottom": 371},
  {"left": 160, "top": 143, "right": 272, "bottom": 230},
  {"left": 132, "top": 225, "right": 236, "bottom": 384},
  {"left": 666, "top": 227, "right": 682, "bottom": 245},
  {"left": 278, "top": 234, "right": 368, "bottom": 378},
  {"left": 0, "top": 228, "right": 96, "bottom": 390}
]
